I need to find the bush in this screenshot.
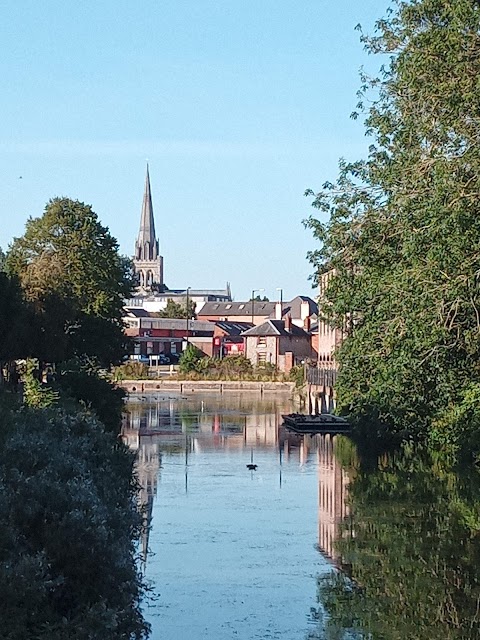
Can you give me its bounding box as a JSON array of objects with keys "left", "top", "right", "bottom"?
[
  {"left": 57, "top": 361, "right": 126, "bottom": 434},
  {"left": 0, "top": 406, "right": 149, "bottom": 639},
  {"left": 178, "top": 344, "right": 205, "bottom": 373},
  {"left": 112, "top": 360, "right": 149, "bottom": 381}
]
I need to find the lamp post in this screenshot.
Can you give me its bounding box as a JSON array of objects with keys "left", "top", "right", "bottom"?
[
  {"left": 186, "top": 287, "right": 191, "bottom": 345},
  {"left": 276, "top": 287, "right": 283, "bottom": 320},
  {"left": 251, "top": 288, "right": 264, "bottom": 325}
]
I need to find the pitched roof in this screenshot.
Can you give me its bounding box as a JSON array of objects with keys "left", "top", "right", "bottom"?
[
  {"left": 242, "top": 320, "right": 310, "bottom": 337},
  {"left": 215, "top": 321, "right": 254, "bottom": 335},
  {"left": 124, "top": 308, "right": 152, "bottom": 318},
  {"left": 198, "top": 301, "right": 276, "bottom": 316}
]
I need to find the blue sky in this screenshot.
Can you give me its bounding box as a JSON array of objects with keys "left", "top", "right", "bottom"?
[{"left": 0, "top": 0, "right": 386, "bottom": 301}]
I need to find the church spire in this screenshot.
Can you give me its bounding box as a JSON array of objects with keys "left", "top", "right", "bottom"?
[{"left": 135, "top": 164, "right": 159, "bottom": 261}]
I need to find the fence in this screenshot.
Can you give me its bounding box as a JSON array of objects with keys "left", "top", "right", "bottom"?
[{"left": 306, "top": 367, "right": 337, "bottom": 387}]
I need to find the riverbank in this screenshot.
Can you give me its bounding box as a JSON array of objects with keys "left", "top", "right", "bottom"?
[{"left": 117, "top": 379, "right": 296, "bottom": 394}]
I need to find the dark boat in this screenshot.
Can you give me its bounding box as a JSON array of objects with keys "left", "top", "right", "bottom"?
[{"left": 282, "top": 413, "right": 350, "bottom": 434}]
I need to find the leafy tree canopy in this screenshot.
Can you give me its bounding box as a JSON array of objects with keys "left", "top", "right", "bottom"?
[
  {"left": 305, "top": 0, "right": 480, "bottom": 451},
  {"left": 153, "top": 297, "right": 196, "bottom": 319},
  {"left": 6, "top": 198, "right": 134, "bottom": 366}
]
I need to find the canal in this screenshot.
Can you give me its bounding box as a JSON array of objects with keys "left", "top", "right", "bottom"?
[
  {"left": 123, "top": 392, "right": 344, "bottom": 639},
  {"left": 123, "top": 392, "right": 480, "bottom": 640}
]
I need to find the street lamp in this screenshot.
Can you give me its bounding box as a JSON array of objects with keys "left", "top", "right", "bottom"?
[
  {"left": 276, "top": 287, "right": 283, "bottom": 320},
  {"left": 186, "top": 287, "right": 191, "bottom": 345},
  {"left": 251, "top": 288, "right": 264, "bottom": 325}
]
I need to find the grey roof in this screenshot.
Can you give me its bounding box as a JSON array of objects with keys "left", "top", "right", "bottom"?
[
  {"left": 215, "top": 321, "right": 254, "bottom": 335},
  {"left": 137, "top": 318, "right": 214, "bottom": 332},
  {"left": 242, "top": 320, "right": 310, "bottom": 337},
  {"left": 124, "top": 308, "right": 152, "bottom": 318},
  {"left": 135, "top": 164, "right": 160, "bottom": 261},
  {"left": 199, "top": 301, "right": 276, "bottom": 316}
]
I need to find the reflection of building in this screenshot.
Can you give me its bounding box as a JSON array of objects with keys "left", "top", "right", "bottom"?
[
  {"left": 136, "top": 440, "right": 160, "bottom": 563},
  {"left": 317, "top": 434, "right": 349, "bottom": 565},
  {"left": 123, "top": 417, "right": 161, "bottom": 564}
]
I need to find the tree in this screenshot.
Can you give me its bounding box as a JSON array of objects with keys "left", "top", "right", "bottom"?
[
  {"left": 0, "top": 273, "right": 33, "bottom": 384},
  {"left": 154, "top": 297, "right": 196, "bottom": 319},
  {"left": 6, "top": 198, "right": 134, "bottom": 366},
  {"left": 178, "top": 343, "right": 204, "bottom": 373},
  {"left": 305, "top": 0, "right": 480, "bottom": 451}
]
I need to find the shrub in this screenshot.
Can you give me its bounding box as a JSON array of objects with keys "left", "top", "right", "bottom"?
[
  {"left": 0, "top": 407, "right": 149, "bottom": 639},
  {"left": 57, "top": 361, "right": 126, "bottom": 434}
]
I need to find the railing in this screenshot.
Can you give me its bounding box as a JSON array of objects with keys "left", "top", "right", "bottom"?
[{"left": 306, "top": 367, "right": 337, "bottom": 387}]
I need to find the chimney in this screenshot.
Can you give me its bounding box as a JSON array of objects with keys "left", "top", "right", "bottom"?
[
  {"left": 275, "top": 302, "right": 282, "bottom": 320},
  {"left": 304, "top": 316, "right": 311, "bottom": 332},
  {"left": 300, "top": 300, "right": 309, "bottom": 322},
  {"left": 285, "top": 314, "right": 292, "bottom": 332}
]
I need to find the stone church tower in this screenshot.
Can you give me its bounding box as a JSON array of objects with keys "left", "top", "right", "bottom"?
[{"left": 133, "top": 165, "right": 164, "bottom": 289}]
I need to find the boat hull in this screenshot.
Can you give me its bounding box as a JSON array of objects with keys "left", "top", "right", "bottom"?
[{"left": 282, "top": 413, "right": 350, "bottom": 434}]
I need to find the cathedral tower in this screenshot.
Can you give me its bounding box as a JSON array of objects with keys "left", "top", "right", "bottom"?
[{"left": 133, "top": 165, "right": 164, "bottom": 289}]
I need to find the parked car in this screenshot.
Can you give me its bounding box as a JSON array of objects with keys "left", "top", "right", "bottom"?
[{"left": 126, "top": 355, "right": 150, "bottom": 365}]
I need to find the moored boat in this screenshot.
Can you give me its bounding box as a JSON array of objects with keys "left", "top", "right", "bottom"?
[{"left": 282, "top": 413, "right": 350, "bottom": 434}]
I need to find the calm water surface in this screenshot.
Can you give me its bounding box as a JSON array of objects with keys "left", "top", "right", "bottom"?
[
  {"left": 124, "top": 393, "right": 342, "bottom": 640},
  {"left": 124, "top": 393, "right": 480, "bottom": 640}
]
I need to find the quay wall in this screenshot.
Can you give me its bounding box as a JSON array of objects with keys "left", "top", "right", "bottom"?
[{"left": 117, "top": 379, "right": 295, "bottom": 394}]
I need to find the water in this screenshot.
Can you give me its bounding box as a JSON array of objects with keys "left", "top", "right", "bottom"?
[
  {"left": 124, "top": 393, "right": 341, "bottom": 640},
  {"left": 125, "top": 394, "right": 480, "bottom": 639}
]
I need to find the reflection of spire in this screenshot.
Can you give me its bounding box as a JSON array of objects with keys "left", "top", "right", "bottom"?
[
  {"left": 317, "top": 434, "right": 349, "bottom": 566},
  {"left": 135, "top": 440, "right": 160, "bottom": 565}
]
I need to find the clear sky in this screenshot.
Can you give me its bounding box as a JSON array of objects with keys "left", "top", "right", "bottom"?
[{"left": 0, "top": 0, "right": 386, "bottom": 302}]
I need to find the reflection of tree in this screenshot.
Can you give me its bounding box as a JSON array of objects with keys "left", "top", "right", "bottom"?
[{"left": 319, "top": 445, "right": 480, "bottom": 639}]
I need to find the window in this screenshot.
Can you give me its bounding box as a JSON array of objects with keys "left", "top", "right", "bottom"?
[
  {"left": 257, "top": 336, "right": 267, "bottom": 347},
  {"left": 257, "top": 352, "right": 267, "bottom": 364}
]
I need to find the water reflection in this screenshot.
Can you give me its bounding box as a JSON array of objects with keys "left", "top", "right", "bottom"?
[
  {"left": 123, "top": 393, "right": 354, "bottom": 640},
  {"left": 318, "top": 443, "right": 480, "bottom": 640}
]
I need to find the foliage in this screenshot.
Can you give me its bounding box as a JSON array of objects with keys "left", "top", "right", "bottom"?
[
  {"left": 305, "top": 0, "right": 480, "bottom": 451},
  {"left": 0, "top": 272, "right": 33, "bottom": 368},
  {"left": 5, "top": 197, "right": 134, "bottom": 366},
  {"left": 250, "top": 295, "right": 270, "bottom": 302},
  {"left": 288, "top": 364, "right": 306, "bottom": 388},
  {"left": 318, "top": 443, "right": 480, "bottom": 639},
  {"left": 112, "top": 360, "right": 150, "bottom": 381},
  {"left": 56, "top": 359, "right": 126, "bottom": 434},
  {"left": 153, "top": 297, "right": 196, "bottom": 319},
  {"left": 23, "top": 359, "right": 59, "bottom": 409},
  {"left": 178, "top": 343, "right": 205, "bottom": 373},
  {"left": 0, "top": 405, "right": 149, "bottom": 639}
]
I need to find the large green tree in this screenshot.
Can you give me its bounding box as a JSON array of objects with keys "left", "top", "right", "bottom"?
[
  {"left": 305, "top": 0, "right": 480, "bottom": 451},
  {"left": 6, "top": 198, "right": 134, "bottom": 366}
]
